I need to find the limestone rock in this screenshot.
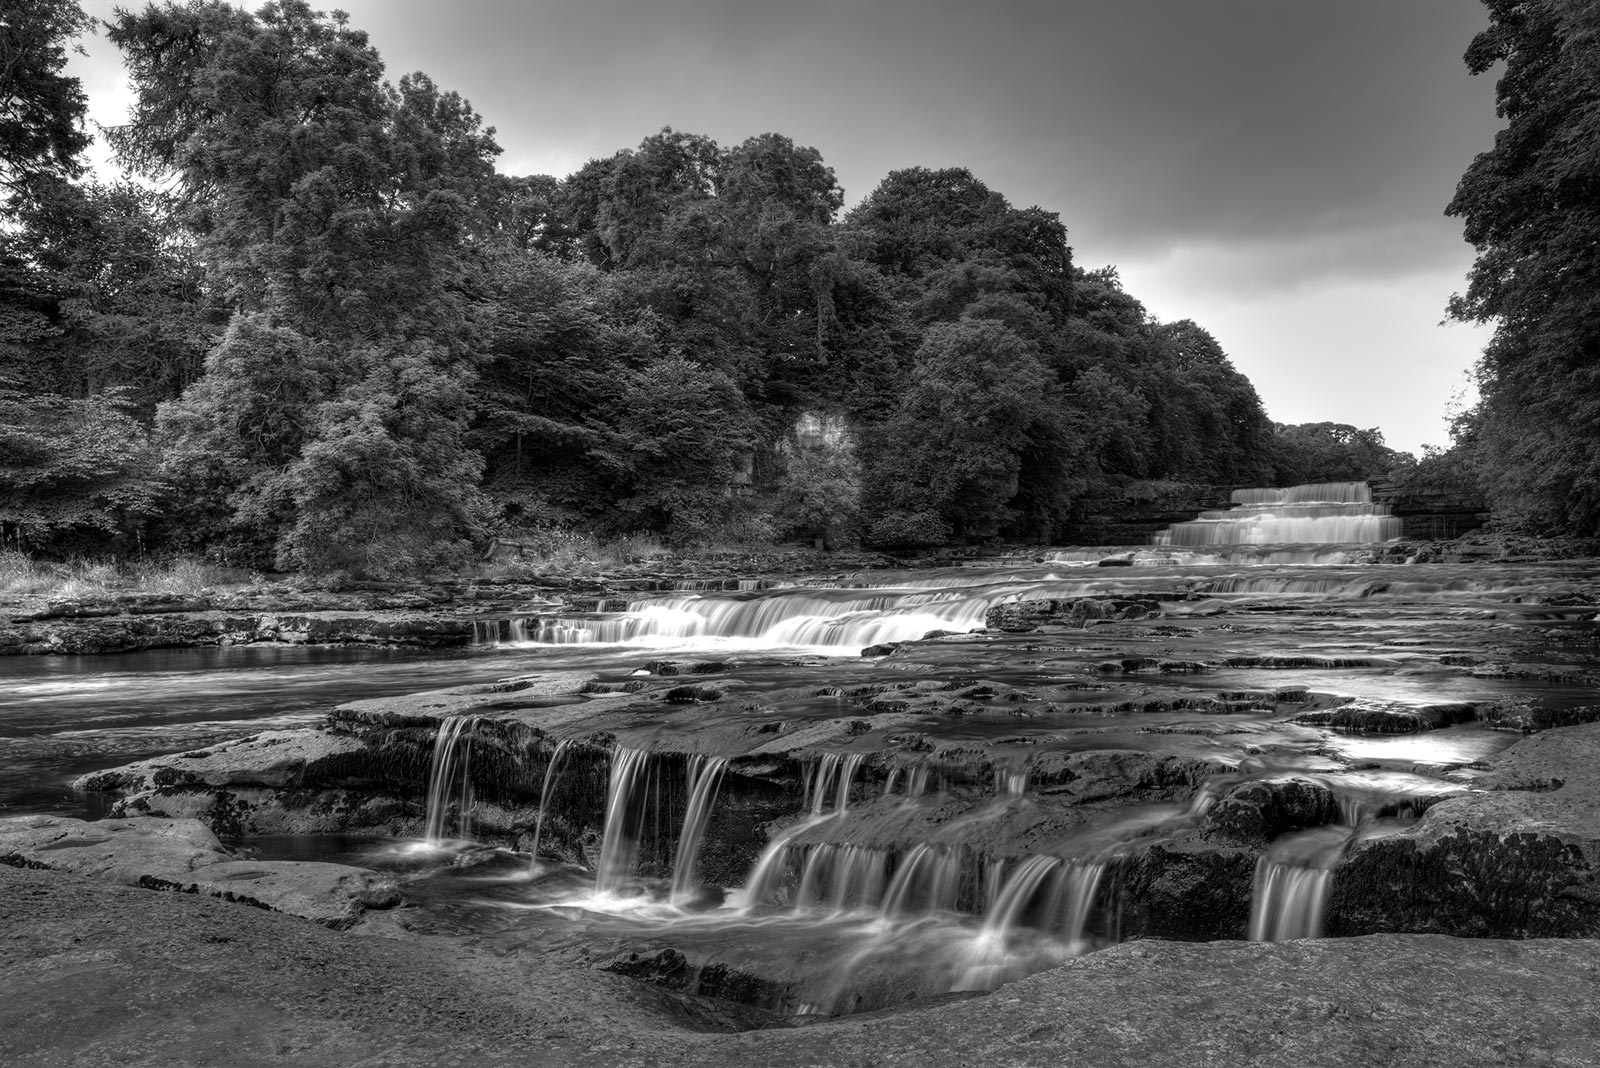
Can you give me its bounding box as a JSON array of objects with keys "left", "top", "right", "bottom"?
[
  {"left": 0, "top": 814, "right": 229, "bottom": 885},
  {"left": 141, "top": 859, "right": 401, "bottom": 928},
  {"left": 74, "top": 729, "right": 368, "bottom": 794},
  {"left": 1328, "top": 721, "right": 1600, "bottom": 937},
  {"left": 983, "top": 595, "right": 1165, "bottom": 633}
]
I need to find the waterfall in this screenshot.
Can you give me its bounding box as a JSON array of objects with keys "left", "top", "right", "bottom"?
[
  {"left": 1045, "top": 859, "right": 1107, "bottom": 945},
  {"left": 595, "top": 747, "right": 652, "bottom": 895},
  {"left": 740, "top": 814, "right": 828, "bottom": 910},
  {"left": 470, "top": 618, "right": 532, "bottom": 646},
  {"left": 1248, "top": 861, "right": 1333, "bottom": 941},
  {"left": 1154, "top": 481, "right": 1401, "bottom": 547},
  {"left": 795, "top": 843, "right": 891, "bottom": 911},
  {"left": 528, "top": 738, "right": 572, "bottom": 868},
  {"left": 669, "top": 754, "right": 729, "bottom": 904},
  {"left": 879, "top": 844, "right": 963, "bottom": 916},
  {"left": 1248, "top": 826, "right": 1352, "bottom": 940},
  {"left": 423, "top": 716, "right": 475, "bottom": 845},
  {"left": 805, "top": 752, "right": 863, "bottom": 816},
  {"left": 953, "top": 854, "right": 1105, "bottom": 991},
  {"left": 996, "top": 765, "right": 1029, "bottom": 799}
]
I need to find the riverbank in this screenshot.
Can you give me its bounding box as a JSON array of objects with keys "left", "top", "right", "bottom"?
[
  {"left": 4, "top": 533, "right": 1595, "bottom": 656},
  {"left": 4, "top": 862, "right": 1597, "bottom": 1068}
]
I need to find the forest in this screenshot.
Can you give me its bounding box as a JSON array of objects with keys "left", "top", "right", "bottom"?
[{"left": 2, "top": 0, "right": 1583, "bottom": 580}]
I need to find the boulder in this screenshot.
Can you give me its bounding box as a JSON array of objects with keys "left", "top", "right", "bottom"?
[{"left": 1328, "top": 721, "right": 1600, "bottom": 937}]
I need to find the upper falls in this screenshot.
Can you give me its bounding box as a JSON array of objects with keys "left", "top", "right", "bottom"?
[{"left": 1154, "top": 481, "right": 1401, "bottom": 547}]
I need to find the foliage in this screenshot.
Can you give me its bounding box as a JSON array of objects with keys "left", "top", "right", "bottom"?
[
  {"left": 1266, "top": 422, "right": 1406, "bottom": 486},
  {"left": 0, "top": 0, "right": 92, "bottom": 200},
  {"left": 0, "top": 0, "right": 1347, "bottom": 570},
  {"left": 863, "top": 318, "right": 1055, "bottom": 539},
  {"left": 0, "top": 380, "right": 159, "bottom": 549},
  {"left": 1446, "top": 0, "right": 1600, "bottom": 532},
  {"left": 772, "top": 441, "right": 863, "bottom": 549}
]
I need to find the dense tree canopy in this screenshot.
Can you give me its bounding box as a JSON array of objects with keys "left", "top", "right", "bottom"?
[
  {"left": 1447, "top": 0, "right": 1600, "bottom": 532},
  {"left": 2, "top": 0, "right": 1433, "bottom": 571}
]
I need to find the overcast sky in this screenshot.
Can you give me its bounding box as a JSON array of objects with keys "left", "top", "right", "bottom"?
[{"left": 68, "top": 0, "right": 1503, "bottom": 454}]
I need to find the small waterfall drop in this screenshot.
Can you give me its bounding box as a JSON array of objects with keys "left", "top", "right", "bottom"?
[
  {"left": 805, "top": 752, "right": 864, "bottom": 816},
  {"left": 1155, "top": 481, "right": 1401, "bottom": 548},
  {"left": 528, "top": 738, "right": 573, "bottom": 868},
  {"left": 669, "top": 754, "right": 729, "bottom": 904},
  {"left": 879, "top": 844, "right": 963, "bottom": 916},
  {"left": 1248, "top": 826, "right": 1352, "bottom": 940},
  {"left": 595, "top": 747, "right": 652, "bottom": 895},
  {"left": 423, "top": 716, "right": 475, "bottom": 845}
]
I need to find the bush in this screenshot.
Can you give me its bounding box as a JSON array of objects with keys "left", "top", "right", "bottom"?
[{"left": 864, "top": 510, "right": 952, "bottom": 550}]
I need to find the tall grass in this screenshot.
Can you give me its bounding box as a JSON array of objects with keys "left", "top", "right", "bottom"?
[
  {"left": 0, "top": 551, "right": 251, "bottom": 601},
  {"left": 481, "top": 528, "right": 672, "bottom": 578}
]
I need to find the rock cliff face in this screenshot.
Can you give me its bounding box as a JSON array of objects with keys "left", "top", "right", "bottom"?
[
  {"left": 1370, "top": 479, "right": 1489, "bottom": 539},
  {"left": 1065, "top": 485, "right": 1233, "bottom": 544}
]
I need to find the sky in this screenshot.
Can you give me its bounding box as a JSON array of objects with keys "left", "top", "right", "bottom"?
[{"left": 66, "top": 0, "right": 1504, "bottom": 455}]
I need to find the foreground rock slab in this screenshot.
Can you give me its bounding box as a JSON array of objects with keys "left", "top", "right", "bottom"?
[
  {"left": 5, "top": 864, "right": 1599, "bottom": 1068},
  {"left": 0, "top": 816, "right": 399, "bottom": 927},
  {"left": 0, "top": 814, "right": 229, "bottom": 883},
  {"left": 143, "top": 860, "right": 401, "bottom": 929}
]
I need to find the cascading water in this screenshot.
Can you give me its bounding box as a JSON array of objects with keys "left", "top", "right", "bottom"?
[
  {"left": 1155, "top": 481, "right": 1401, "bottom": 547},
  {"left": 472, "top": 618, "right": 532, "bottom": 645},
  {"left": 1248, "top": 826, "right": 1354, "bottom": 940},
  {"left": 669, "top": 754, "right": 729, "bottom": 904},
  {"left": 423, "top": 716, "right": 475, "bottom": 845},
  {"left": 953, "top": 854, "right": 1106, "bottom": 991},
  {"left": 595, "top": 747, "right": 652, "bottom": 895},
  {"left": 879, "top": 844, "right": 963, "bottom": 916},
  {"left": 528, "top": 738, "right": 572, "bottom": 868},
  {"left": 806, "top": 752, "right": 864, "bottom": 816}
]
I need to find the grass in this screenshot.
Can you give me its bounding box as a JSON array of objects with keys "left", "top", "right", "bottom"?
[
  {"left": 0, "top": 551, "right": 254, "bottom": 603},
  {"left": 479, "top": 528, "right": 673, "bottom": 579}
]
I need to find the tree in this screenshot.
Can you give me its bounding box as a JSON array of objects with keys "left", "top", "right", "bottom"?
[
  {"left": 1446, "top": 0, "right": 1600, "bottom": 532},
  {"left": 0, "top": 0, "right": 92, "bottom": 202},
  {"left": 588, "top": 353, "right": 757, "bottom": 542},
  {"left": 0, "top": 379, "right": 158, "bottom": 550},
  {"left": 863, "top": 318, "right": 1055, "bottom": 541},
  {"left": 107, "top": 1, "right": 502, "bottom": 571}
]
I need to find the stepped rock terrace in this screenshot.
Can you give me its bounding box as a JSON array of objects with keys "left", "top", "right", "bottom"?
[{"left": 4, "top": 492, "right": 1599, "bottom": 1051}]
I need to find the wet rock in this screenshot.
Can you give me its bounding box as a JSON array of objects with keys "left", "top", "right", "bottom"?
[
  {"left": 1328, "top": 721, "right": 1600, "bottom": 938},
  {"left": 1205, "top": 777, "right": 1342, "bottom": 842},
  {"left": 861, "top": 642, "right": 902, "bottom": 657},
  {"left": 140, "top": 860, "right": 401, "bottom": 929},
  {"left": 984, "top": 596, "right": 1165, "bottom": 633},
  {"left": 1479, "top": 702, "right": 1600, "bottom": 733},
  {"left": 643, "top": 659, "right": 730, "bottom": 676},
  {"left": 0, "top": 814, "right": 229, "bottom": 885},
  {"left": 1113, "top": 837, "right": 1257, "bottom": 940},
  {"left": 663, "top": 684, "right": 725, "bottom": 704},
  {"left": 75, "top": 730, "right": 368, "bottom": 795},
  {"left": 1293, "top": 700, "right": 1478, "bottom": 734}
]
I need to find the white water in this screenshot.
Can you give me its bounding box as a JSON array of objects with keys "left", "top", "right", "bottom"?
[
  {"left": 670, "top": 754, "right": 729, "bottom": 904},
  {"left": 595, "top": 746, "right": 651, "bottom": 894},
  {"left": 1156, "top": 481, "right": 1401, "bottom": 547},
  {"left": 1248, "top": 826, "right": 1353, "bottom": 940},
  {"left": 423, "top": 716, "right": 475, "bottom": 845},
  {"left": 528, "top": 738, "right": 572, "bottom": 868}
]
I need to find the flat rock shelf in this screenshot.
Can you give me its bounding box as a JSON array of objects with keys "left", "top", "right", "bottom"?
[{"left": 4, "top": 531, "right": 1600, "bottom": 1063}]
